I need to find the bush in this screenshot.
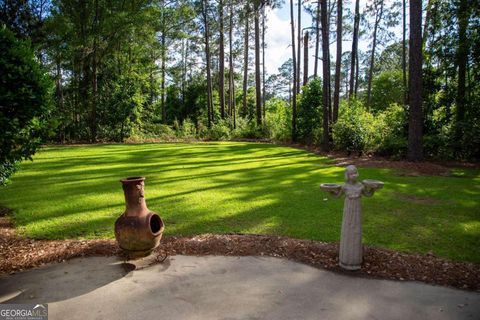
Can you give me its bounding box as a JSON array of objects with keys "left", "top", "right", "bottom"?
[
  {"left": 264, "top": 98, "right": 291, "bottom": 142},
  {"left": 144, "top": 123, "right": 176, "bottom": 138},
  {"left": 296, "top": 79, "right": 322, "bottom": 143},
  {"left": 457, "top": 115, "right": 480, "bottom": 160},
  {"left": 423, "top": 103, "right": 480, "bottom": 161},
  {"left": 332, "top": 100, "right": 374, "bottom": 154},
  {"left": 176, "top": 118, "right": 197, "bottom": 138},
  {"left": 207, "top": 120, "right": 231, "bottom": 140},
  {"left": 374, "top": 103, "right": 407, "bottom": 157},
  {"left": 424, "top": 126, "right": 454, "bottom": 160},
  {"left": 333, "top": 100, "right": 408, "bottom": 157},
  {"left": 0, "top": 27, "right": 53, "bottom": 185},
  {"left": 232, "top": 117, "right": 263, "bottom": 139},
  {"left": 0, "top": 161, "right": 18, "bottom": 186},
  {"left": 126, "top": 123, "right": 177, "bottom": 142}
]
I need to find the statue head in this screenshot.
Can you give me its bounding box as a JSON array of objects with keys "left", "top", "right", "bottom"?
[{"left": 345, "top": 165, "right": 359, "bottom": 183}]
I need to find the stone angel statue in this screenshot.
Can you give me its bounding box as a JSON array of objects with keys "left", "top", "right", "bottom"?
[{"left": 320, "top": 165, "right": 384, "bottom": 270}]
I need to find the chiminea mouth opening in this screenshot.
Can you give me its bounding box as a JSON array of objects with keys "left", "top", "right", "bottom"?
[
  {"left": 149, "top": 214, "right": 164, "bottom": 235},
  {"left": 121, "top": 176, "right": 145, "bottom": 183}
]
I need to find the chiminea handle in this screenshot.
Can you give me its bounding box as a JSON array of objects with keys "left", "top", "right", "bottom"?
[
  {"left": 136, "top": 184, "right": 145, "bottom": 196},
  {"left": 136, "top": 183, "right": 145, "bottom": 204}
]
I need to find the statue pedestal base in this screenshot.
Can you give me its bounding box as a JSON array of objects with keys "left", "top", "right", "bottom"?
[{"left": 339, "top": 262, "right": 361, "bottom": 271}]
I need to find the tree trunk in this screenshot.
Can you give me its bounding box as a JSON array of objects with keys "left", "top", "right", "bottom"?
[
  {"left": 354, "top": 49, "right": 359, "bottom": 97},
  {"left": 288, "top": 82, "right": 292, "bottom": 106},
  {"left": 90, "top": 0, "right": 99, "bottom": 142},
  {"left": 402, "top": 0, "right": 407, "bottom": 106},
  {"left": 228, "top": 1, "right": 234, "bottom": 119},
  {"left": 455, "top": 0, "right": 468, "bottom": 152},
  {"left": 232, "top": 75, "right": 236, "bottom": 129},
  {"left": 296, "top": 0, "right": 302, "bottom": 93},
  {"left": 333, "top": 0, "right": 342, "bottom": 123},
  {"left": 422, "top": 0, "right": 433, "bottom": 48},
  {"left": 56, "top": 62, "right": 65, "bottom": 143},
  {"left": 79, "top": 1, "right": 88, "bottom": 141},
  {"left": 161, "top": 33, "right": 166, "bottom": 123},
  {"left": 159, "top": 0, "right": 166, "bottom": 123},
  {"left": 254, "top": 2, "right": 262, "bottom": 126},
  {"left": 149, "top": 50, "right": 155, "bottom": 106},
  {"left": 366, "top": 0, "right": 384, "bottom": 108},
  {"left": 314, "top": 0, "right": 320, "bottom": 78},
  {"left": 219, "top": 0, "right": 225, "bottom": 119},
  {"left": 321, "top": 0, "right": 331, "bottom": 150},
  {"left": 73, "top": 58, "right": 80, "bottom": 140},
  {"left": 349, "top": 0, "right": 360, "bottom": 98},
  {"left": 229, "top": 1, "right": 236, "bottom": 128},
  {"left": 290, "top": 0, "right": 297, "bottom": 141},
  {"left": 262, "top": 6, "right": 266, "bottom": 120},
  {"left": 303, "top": 31, "right": 309, "bottom": 86},
  {"left": 407, "top": 0, "right": 423, "bottom": 161},
  {"left": 203, "top": 0, "right": 213, "bottom": 127},
  {"left": 182, "top": 39, "right": 188, "bottom": 116},
  {"left": 242, "top": 3, "right": 250, "bottom": 117}
]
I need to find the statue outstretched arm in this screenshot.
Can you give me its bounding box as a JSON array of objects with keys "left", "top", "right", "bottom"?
[
  {"left": 362, "top": 186, "right": 374, "bottom": 197},
  {"left": 333, "top": 186, "right": 344, "bottom": 198}
]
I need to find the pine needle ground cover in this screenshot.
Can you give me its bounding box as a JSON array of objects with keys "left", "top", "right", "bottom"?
[{"left": 0, "top": 142, "right": 478, "bottom": 262}]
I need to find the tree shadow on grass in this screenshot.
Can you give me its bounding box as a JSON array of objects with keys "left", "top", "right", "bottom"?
[{"left": 1, "top": 143, "right": 479, "bottom": 262}]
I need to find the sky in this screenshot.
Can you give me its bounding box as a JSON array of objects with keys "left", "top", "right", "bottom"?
[{"left": 264, "top": 1, "right": 405, "bottom": 77}]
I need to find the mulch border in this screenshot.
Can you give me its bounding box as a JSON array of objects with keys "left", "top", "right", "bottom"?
[
  {"left": 285, "top": 143, "right": 480, "bottom": 176},
  {"left": 1, "top": 216, "right": 479, "bottom": 292},
  {"left": 1, "top": 144, "right": 479, "bottom": 291}
]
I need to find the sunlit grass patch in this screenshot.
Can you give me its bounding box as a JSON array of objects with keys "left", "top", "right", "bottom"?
[{"left": 0, "top": 142, "right": 479, "bottom": 262}]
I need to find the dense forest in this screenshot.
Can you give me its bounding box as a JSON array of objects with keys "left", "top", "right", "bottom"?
[{"left": 1, "top": 0, "right": 479, "bottom": 166}]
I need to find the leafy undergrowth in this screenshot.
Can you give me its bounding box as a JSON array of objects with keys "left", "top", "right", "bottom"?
[{"left": 0, "top": 142, "right": 479, "bottom": 262}]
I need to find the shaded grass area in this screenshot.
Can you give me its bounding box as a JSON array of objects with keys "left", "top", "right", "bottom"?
[{"left": 0, "top": 142, "right": 479, "bottom": 262}]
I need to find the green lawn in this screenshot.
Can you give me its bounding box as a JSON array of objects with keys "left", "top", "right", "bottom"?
[{"left": 0, "top": 142, "right": 479, "bottom": 262}]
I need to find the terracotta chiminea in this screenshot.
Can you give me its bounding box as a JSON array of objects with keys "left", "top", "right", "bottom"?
[{"left": 114, "top": 177, "right": 164, "bottom": 258}]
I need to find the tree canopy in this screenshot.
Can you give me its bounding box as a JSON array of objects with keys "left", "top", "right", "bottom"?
[
  {"left": 0, "top": 26, "right": 53, "bottom": 184},
  {"left": 0, "top": 0, "right": 479, "bottom": 164}
]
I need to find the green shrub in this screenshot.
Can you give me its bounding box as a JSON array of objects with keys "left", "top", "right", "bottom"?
[
  {"left": 333, "top": 100, "right": 374, "bottom": 154},
  {"left": 458, "top": 115, "right": 480, "bottom": 160},
  {"left": 333, "top": 100, "right": 408, "bottom": 157},
  {"left": 127, "top": 123, "right": 176, "bottom": 142},
  {"left": 264, "top": 98, "right": 291, "bottom": 142},
  {"left": 232, "top": 117, "right": 263, "bottom": 139},
  {"left": 452, "top": 102, "right": 480, "bottom": 160},
  {"left": 207, "top": 120, "right": 231, "bottom": 140},
  {"left": 296, "top": 79, "right": 322, "bottom": 143},
  {"left": 196, "top": 120, "right": 209, "bottom": 138},
  {"left": 144, "top": 123, "right": 176, "bottom": 137},
  {"left": 0, "top": 161, "right": 18, "bottom": 186},
  {"left": 177, "top": 118, "right": 197, "bottom": 138},
  {"left": 424, "top": 127, "right": 454, "bottom": 160},
  {"left": 374, "top": 103, "right": 407, "bottom": 157},
  {"left": 0, "top": 27, "right": 54, "bottom": 185},
  {"left": 424, "top": 110, "right": 480, "bottom": 161}
]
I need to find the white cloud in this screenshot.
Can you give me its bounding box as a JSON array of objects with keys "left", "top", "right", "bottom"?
[
  {"left": 265, "top": 8, "right": 292, "bottom": 75},
  {"left": 264, "top": 6, "right": 318, "bottom": 78},
  {"left": 264, "top": 1, "right": 403, "bottom": 77}
]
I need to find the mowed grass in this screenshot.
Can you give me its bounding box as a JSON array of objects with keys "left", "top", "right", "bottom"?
[{"left": 0, "top": 142, "right": 479, "bottom": 262}]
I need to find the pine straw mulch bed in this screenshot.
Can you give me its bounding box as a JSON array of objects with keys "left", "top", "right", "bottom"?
[
  {"left": 1, "top": 216, "right": 479, "bottom": 292},
  {"left": 286, "top": 143, "right": 480, "bottom": 177}
]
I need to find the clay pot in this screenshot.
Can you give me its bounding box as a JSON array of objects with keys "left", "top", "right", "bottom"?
[{"left": 114, "top": 177, "right": 164, "bottom": 258}]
